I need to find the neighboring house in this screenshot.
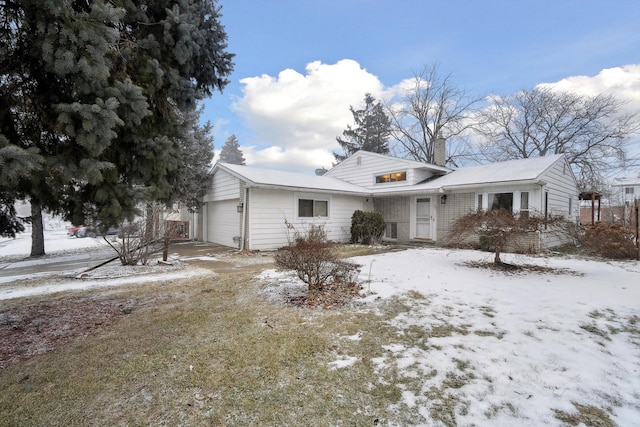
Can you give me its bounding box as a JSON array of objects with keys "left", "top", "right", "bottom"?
[
  {"left": 611, "top": 174, "right": 640, "bottom": 207},
  {"left": 581, "top": 173, "right": 640, "bottom": 226},
  {"left": 198, "top": 151, "right": 579, "bottom": 252}
]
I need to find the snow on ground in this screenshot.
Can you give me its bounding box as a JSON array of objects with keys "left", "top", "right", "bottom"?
[
  {"left": 3, "top": 230, "right": 639, "bottom": 425},
  {"left": 260, "top": 248, "right": 640, "bottom": 426},
  {"left": 0, "top": 229, "right": 113, "bottom": 259},
  {"left": 0, "top": 230, "right": 212, "bottom": 300}
]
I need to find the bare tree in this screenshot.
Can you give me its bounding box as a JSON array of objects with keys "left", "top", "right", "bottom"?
[
  {"left": 386, "top": 64, "right": 484, "bottom": 166},
  {"left": 445, "top": 209, "right": 566, "bottom": 267},
  {"left": 478, "top": 87, "right": 640, "bottom": 191}
]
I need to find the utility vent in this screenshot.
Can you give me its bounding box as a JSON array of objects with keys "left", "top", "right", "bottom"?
[{"left": 232, "top": 236, "right": 240, "bottom": 242}]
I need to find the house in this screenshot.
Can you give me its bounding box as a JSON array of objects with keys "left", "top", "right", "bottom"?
[
  {"left": 197, "top": 151, "right": 579, "bottom": 252},
  {"left": 580, "top": 173, "right": 640, "bottom": 226}
]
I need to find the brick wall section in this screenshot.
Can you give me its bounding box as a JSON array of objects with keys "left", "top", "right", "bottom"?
[
  {"left": 436, "top": 192, "right": 474, "bottom": 241},
  {"left": 374, "top": 197, "right": 410, "bottom": 241}
]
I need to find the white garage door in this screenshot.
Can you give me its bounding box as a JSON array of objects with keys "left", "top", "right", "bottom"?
[{"left": 207, "top": 200, "right": 241, "bottom": 248}]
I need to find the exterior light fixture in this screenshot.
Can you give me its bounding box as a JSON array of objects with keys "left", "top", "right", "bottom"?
[
  {"left": 237, "top": 203, "right": 244, "bottom": 213},
  {"left": 440, "top": 195, "right": 447, "bottom": 204}
]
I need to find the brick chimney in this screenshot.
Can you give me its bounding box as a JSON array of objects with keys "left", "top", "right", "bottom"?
[{"left": 434, "top": 136, "right": 446, "bottom": 166}]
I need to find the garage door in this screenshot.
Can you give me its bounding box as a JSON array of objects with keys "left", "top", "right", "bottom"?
[{"left": 207, "top": 200, "right": 241, "bottom": 248}]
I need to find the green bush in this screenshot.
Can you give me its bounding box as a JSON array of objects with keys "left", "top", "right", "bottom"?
[{"left": 350, "top": 210, "right": 385, "bottom": 244}]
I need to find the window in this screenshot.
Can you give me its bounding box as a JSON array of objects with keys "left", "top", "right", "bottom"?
[
  {"left": 384, "top": 222, "right": 398, "bottom": 239},
  {"left": 298, "top": 199, "right": 328, "bottom": 217},
  {"left": 477, "top": 194, "right": 483, "bottom": 210},
  {"left": 489, "top": 192, "right": 513, "bottom": 211},
  {"left": 375, "top": 171, "right": 407, "bottom": 183},
  {"left": 625, "top": 187, "right": 634, "bottom": 195},
  {"left": 520, "top": 192, "right": 529, "bottom": 218}
]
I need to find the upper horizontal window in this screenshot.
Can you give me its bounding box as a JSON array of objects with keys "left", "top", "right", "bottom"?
[{"left": 375, "top": 171, "right": 406, "bottom": 183}]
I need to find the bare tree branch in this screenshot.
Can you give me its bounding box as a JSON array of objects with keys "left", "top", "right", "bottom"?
[{"left": 386, "top": 64, "right": 484, "bottom": 166}]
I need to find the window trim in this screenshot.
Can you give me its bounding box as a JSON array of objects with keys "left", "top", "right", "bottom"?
[
  {"left": 297, "top": 197, "right": 329, "bottom": 218},
  {"left": 488, "top": 192, "right": 514, "bottom": 212},
  {"left": 384, "top": 222, "right": 398, "bottom": 240},
  {"left": 375, "top": 171, "right": 407, "bottom": 184}
]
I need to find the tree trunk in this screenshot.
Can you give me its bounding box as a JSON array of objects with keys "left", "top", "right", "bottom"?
[
  {"left": 30, "top": 199, "right": 45, "bottom": 257},
  {"left": 494, "top": 247, "right": 501, "bottom": 265}
]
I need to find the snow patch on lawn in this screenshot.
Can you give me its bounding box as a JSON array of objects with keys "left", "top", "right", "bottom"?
[{"left": 259, "top": 247, "right": 640, "bottom": 426}]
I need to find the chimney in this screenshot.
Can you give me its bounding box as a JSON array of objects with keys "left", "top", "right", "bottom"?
[{"left": 434, "top": 137, "right": 446, "bottom": 166}]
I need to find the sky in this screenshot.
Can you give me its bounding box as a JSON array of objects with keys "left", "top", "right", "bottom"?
[{"left": 203, "top": 0, "right": 640, "bottom": 174}]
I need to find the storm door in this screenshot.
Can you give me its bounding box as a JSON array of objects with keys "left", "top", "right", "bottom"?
[{"left": 415, "top": 197, "right": 431, "bottom": 239}]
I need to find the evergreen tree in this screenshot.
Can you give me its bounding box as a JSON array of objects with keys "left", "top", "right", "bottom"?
[
  {"left": 334, "top": 93, "right": 391, "bottom": 163},
  {"left": 219, "top": 134, "right": 246, "bottom": 165},
  {"left": 0, "top": 0, "right": 234, "bottom": 255}
]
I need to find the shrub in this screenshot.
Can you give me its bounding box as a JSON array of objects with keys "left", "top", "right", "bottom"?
[
  {"left": 275, "top": 224, "right": 360, "bottom": 294},
  {"left": 578, "top": 223, "right": 637, "bottom": 259},
  {"left": 446, "top": 209, "right": 565, "bottom": 265},
  {"left": 350, "top": 210, "right": 385, "bottom": 244}
]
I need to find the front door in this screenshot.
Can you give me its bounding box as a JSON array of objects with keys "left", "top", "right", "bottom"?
[{"left": 415, "top": 197, "right": 431, "bottom": 239}]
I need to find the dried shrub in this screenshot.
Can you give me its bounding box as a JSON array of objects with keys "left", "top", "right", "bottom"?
[
  {"left": 446, "top": 209, "right": 565, "bottom": 265},
  {"left": 275, "top": 223, "right": 360, "bottom": 295},
  {"left": 578, "top": 223, "right": 637, "bottom": 259}
]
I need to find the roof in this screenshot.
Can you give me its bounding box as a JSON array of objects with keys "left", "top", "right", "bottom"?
[
  {"left": 611, "top": 175, "right": 640, "bottom": 186},
  {"left": 433, "top": 154, "right": 565, "bottom": 188},
  {"left": 369, "top": 154, "right": 567, "bottom": 194},
  {"left": 213, "top": 154, "right": 570, "bottom": 196},
  {"left": 214, "top": 162, "right": 369, "bottom": 194}
]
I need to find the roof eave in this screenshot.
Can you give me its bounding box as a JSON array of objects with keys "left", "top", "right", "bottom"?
[
  {"left": 440, "top": 179, "right": 548, "bottom": 192},
  {"left": 245, "top": 182, "right": 371, "bottom": 196}
]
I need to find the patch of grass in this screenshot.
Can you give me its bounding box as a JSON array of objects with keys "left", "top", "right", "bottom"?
[
  {"left": 485, "top": 401, "right": 519, "bottom": 419},
  {"left": 0, "top": 273, "right": 413, "bottom": 426},
  {"left": 553, "top": 402, "right": 615, "bottom": 427},
  {"left": 473, "top": 330, "right": 506, "bottom": 339},
  {"left": 480, "top": 305, "right": 496, "bottom": 318},
  {"left": 579, "top": 323, "right": 611, "bottom": 341},
  {"left": 429, "top": 324, "right": 469, "bottom": 338},
  {"left": 452, "top": 358, "right": 471, "bottom": 372}
]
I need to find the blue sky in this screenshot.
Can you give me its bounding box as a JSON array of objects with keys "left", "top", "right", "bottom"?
[{"left": 203, "top": 0, "right": 640, "bottom": 173}]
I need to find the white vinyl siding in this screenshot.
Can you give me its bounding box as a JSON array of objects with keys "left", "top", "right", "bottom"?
[
  {"left": 203, "top": 168, "right": 241, "bottom": 202},
  {"left": 246, "top": 189, "right": 365, "bottom": 251},
  {"left": 206, "top": 200, "right": 240, "bottom": 248},
  {"left": 325, "top": 151, "right": 444, "bottom": 188},
  {"left": 542, "top": 158, "right": 579, "bottom": 219}
]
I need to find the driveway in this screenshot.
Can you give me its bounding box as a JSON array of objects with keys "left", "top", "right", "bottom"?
[{"left": 0, "top": 240, "right": 275, "bottom": 285}]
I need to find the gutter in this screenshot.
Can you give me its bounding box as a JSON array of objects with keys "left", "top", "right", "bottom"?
[
  {"left": 439, "top": 179, "right": 548, "bottom": 192},
  {"left": 244, "top": 182, "right": 371, "bottom": 196}
]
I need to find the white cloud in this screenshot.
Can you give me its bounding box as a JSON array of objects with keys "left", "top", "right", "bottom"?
[
  {"left": 231, "top": 61, "right": 640, "bottom": 173},
  {"left": 232, "top": 59, "right": 385, "bottom": 172},
  {"left": 538, "top": 64, "right": 640, "bottom": 115}
]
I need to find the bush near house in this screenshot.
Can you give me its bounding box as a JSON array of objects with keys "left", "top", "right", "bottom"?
[
  {"left": 445, "top": 209, "right": 565, "bottom": 266},
  {"left": 350, "top": 210, "right": 385, "bottom": 244},
  {"left": 578, "top": 222, "right": 637, "bottom": 259},
  {"left": 275, "top": 224, "right": 361, "bottom": 303}
]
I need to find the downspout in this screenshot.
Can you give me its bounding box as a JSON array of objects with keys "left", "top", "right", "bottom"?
[
  {"left": 539, "top": 182, "right": 547, "bottom": 251},
  {"left": 240, "top": 187, "right": 248, "bottom": 251}
]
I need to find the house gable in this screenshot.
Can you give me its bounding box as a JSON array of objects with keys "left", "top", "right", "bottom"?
[{"left": 325, "top": 150, "right": 450, "bottom": 189}]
